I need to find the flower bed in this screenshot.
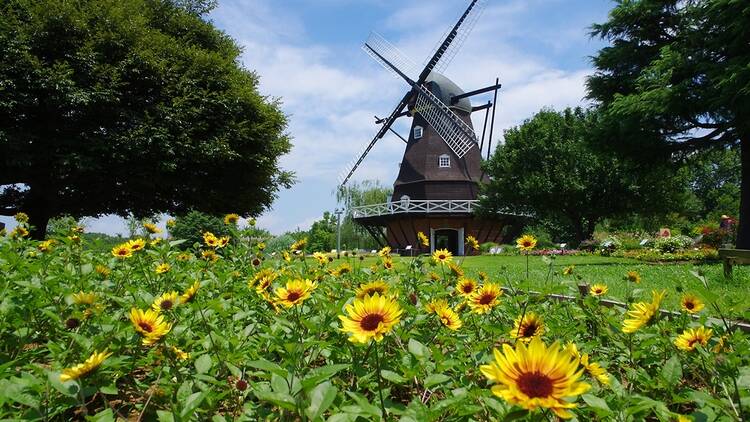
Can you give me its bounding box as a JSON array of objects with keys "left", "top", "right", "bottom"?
[{"left": 0, "top": 224, "right": 747, "bottom": 421}]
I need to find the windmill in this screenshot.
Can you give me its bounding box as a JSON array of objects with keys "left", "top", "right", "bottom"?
[{"left": 339, "top": 0, "right": 523, "bottom": 255}]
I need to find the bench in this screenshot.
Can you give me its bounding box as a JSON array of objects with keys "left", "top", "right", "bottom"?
[{"left": 719, "top": 249, "right": 750, "bottom": 278}]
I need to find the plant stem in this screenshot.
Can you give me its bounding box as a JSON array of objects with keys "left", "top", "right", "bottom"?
[{"left": 373, "top": 341, "right": 386, "bottom": 420}]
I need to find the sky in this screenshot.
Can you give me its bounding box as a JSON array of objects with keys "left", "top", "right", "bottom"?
[{"left": 0, "top": 0, "right": 614, "bottom": 236}]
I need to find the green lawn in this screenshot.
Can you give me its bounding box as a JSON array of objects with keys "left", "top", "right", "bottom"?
[{"left": 335, "top": 254, "right": 750, "bottom": 320}]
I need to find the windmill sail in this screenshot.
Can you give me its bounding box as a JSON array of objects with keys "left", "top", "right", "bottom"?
[
  {"left": 363, "top": 32, "right": 420, "bottom": 81},
  {"left": 413, "top": 84, "right": 477, "bottom": 158}
]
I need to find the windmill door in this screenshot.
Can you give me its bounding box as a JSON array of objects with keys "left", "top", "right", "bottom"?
[{"left": 433, "top": 229, "right": 460, "bottom": 256}]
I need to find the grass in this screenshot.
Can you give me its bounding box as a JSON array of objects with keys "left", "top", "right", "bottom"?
[{"left": 336, "top": 254, "right": 750, "bottom": 320}]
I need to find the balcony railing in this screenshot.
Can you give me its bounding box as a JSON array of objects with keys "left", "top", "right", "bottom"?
[{"left": 351, "top": 199, "right": 478, "bottom": 218}]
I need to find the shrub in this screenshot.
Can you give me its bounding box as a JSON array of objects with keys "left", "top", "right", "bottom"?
[
  {"left": 654, "top": 235, "right": 694, "bottom": 253},
  {"left": 266, "top": 234, "right": 296, "bottom": 253},
  {"left": 170, "top": 211, "right": 229, "bottom": 248}
]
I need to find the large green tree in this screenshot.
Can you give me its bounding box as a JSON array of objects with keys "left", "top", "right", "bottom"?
[
  {"left": 587, "top": 0, "right": 750, "bottom": 248},
  {"left": 481, "top": 107, "right": 682, "bottom": 244},
  {"left": 0, "top": 0, "right": 293, "bottom": 238},
  {"left": 336, "top": 180, "right": 392, "bottom": 250}
]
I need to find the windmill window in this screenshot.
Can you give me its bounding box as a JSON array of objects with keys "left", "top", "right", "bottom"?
[
  {"left": 413, "top": 126, "right": 424, "bottom": 139},
  {"left": 439, "top": 154, "right": 450, "bottom": 168}
]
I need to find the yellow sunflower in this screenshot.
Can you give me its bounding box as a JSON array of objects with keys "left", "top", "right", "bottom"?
[
  {"left": 180, "top": 281, "right": 200, "bottom": 303},
  {"left": 355, "top": 281, "right": 390, "bottom": 299},
  {"left": 562, "top": 265, "right": 575, "bottom": 276},
  {"left": 60, "top": 350, "right": 112, "bottom": 382},
  {"left": 252, "top": 269, "right": 278, "bottom": 293},
  {"left": 129, "top": 308, "right": 172, "bottom": 346},
  {"left": 290, "top": 238, "right": 307, "bottom": 251},
  {"left": 339, "top": 293, "right": 403, "bottom": 344},
  {"left": 10, "top": 226, "right": 29, "bottom": 239},
  {"left": 217, "top": 236, "right": 230, "bottom": 248},
  {"left": 622, "top": 290, "right": 666, "bottom": 334},
  {"left": 418, "top": 231, "right": 429, "bottom": 247},
  {"left": 14, "top": 212, "right": 29, "bottom": 223},
  {"left": 155, "top": 263, "right": 171, "bottom": 274},
  {"left": 201, "top": 250, "right": 218, "bottom": 262},
  {"left": 203, "top": 232, "right": 219, "bottom": 248},
  {"left": 143, "top": 223, "right": 161, "bottom": 234},
  {"left": 432, "top": 248, "right": 453, "bottom": 265},
  {"left": 382, "top": 257, "right": 394, "bottom": 271},
  {"left": 95, "top": 265, "right": 111, "bottom": 278},
  {"left": 274, "top": 279, "right": 317, "bottom": 308},
  {"left": 455, "top": 277, "right": 478, "bottom": 298},
  {"left": 580, "top": 353, "right": 609, "bottom": 385},
  {"left": 312, "top": 252, "right": 328, "bottom": 266},
  {"left": 152, "top": 292, "right": 180, "bottom": 313},
  {"left": 166, "top": 219, "right": 176, "bottom": 228},
  {"left": 436, "top": 306, "right": 462, "bottom": 330},
  {"left": 680, "top": 294, "right": 704, "bottom": 314},
  {"left": 72, "top": 292, "right": 97, "bottom": 306},
  {"left": 466, "top": 235, "right": 480, "bottom": 251},
  {"left": 224, "top": 213, "right": 240, "bottom": 225},
  {"left": 511, "top": 312, "right": 545, "bottom": 342},
  {"left": 467, "top": 283, "right": 503, "bottom": 314},
  {"left": 674, "top": 326, "right": 713, "bottom": 352},
  {"left": 127, "top": 238, "right": 146, "bottom": 252},
  {"left": 590, "top": 284, "right": 608, "bottom": 297},
  {"left": 480, "top": 337, "right": 590, "bottom": 419},
  {"left": 38, "top": 239, "right": 55, "bottom": 252},
  {"left": 625, "top": 271, "right": 641, "bottom": 284},
  {"left": 111, "top": 244, "right": 133, "bottom": 259},
  {"left": 378, "top": 246, "right": 391, "bottom": 257},
  {"left": 425, "top": 298, "right": 449, "bottom": 314},
  {"left": 516, "top": 235, "right": 537, "bottom": 252},
  {"left": 171, "top": 346, "right": 190, "bottom": 361},
  {"left": 448, "top": 262, "right": 464, "bottom": 277},
  {"left": 331, "top": 263, "right": 352, "bottom": 277}
]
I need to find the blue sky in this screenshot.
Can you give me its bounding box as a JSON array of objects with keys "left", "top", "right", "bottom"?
[{"left": 0, "top": 0, "right": 613, "bottom": 235}]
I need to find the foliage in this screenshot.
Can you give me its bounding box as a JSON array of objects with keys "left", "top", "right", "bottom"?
[
  {"left": 0, "top": 0, "right": 293, "bottom": 237},
  {"left": 654, "top": 235, "right": 695, "bottom": 254},
  {"left": 587, "top": 0, "right": 750, "bottom": 248},
  {"left": 307, "top": 212, "right": 336, "bottom": 253},
  {"left": 0, "top": 230, "right": 749, "bottom": 420},
  {"left": 685, "top": 147, "right": 741, "bottom": 221},
  {"left": 481, "top": 107, "right": 682, "bottom": 245},
  {"left": 265, "top": 234, "right": 296, "bottom": 254},
  {"left": 169, "top": 211, "right": 229, "bottom": 248},
  {"left": 336, "top": 180, "right": 393, "bottom": 250},
  {"left": 615, "top": 248, "right": 719, "bottom": 264}
]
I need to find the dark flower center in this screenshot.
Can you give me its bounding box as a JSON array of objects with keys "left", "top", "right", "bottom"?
[
  {"left": 366, "top": 287, "right": 384, "bottom": 295},
  {"left": 287, "top": 291, "right": 301, "bottom": 302},
  {"left": 439, "top": 254, "right": 446, "bottom": 260},
  {"left": 160, "top": 300, "right": 173, "bottom": 310},
  {"left": 521, "top": 322, "right": 538, "bottom": 338},
  {"left": 517, "top": 371, "right": 554, "bottom": 398},
  {"left": 360, "top": 313, "right": 384, "bottom": 331},
  {"left": 462, "top": 285, "right": 474, "bottom": 293},
  {"left": 685, "top": 301, "right": 695, "bottom": 310},
  {"left": 478, "top": 293, "right": 495, "bottom": 305},
  {"left": 139, "top": 322, "right": 154, "bottom": 333}
]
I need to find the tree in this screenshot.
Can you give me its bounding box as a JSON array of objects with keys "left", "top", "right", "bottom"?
[
  {"left": 686, "top": 147, "right": 740, "bottom": 221},
  {"left": 481, "top": 107, "right": 682, "bottom": 244},
  {"left": 336, "top": 180, "right": 392, "bottom": 250},
  {"left": 587, "top": 0, "right": 750, "bottom": 248},
  {"left": 170, "top": 211, "right": 229, "bottom": 248},
  {"left": 0, "top": 0, "right": 293, "bottom": 238},
  {"left": 308, "top": 212, "right": 336, "bottom": 253}
]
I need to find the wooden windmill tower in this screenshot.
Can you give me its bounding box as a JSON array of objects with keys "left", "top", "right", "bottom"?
[{"left": 338, "top": 0, "right": 523, "bottom": 255}]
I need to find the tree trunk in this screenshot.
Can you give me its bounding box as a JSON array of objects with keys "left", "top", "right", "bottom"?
[
  {"left": 737, "top": 131, "right": 750, "bottom": 249},
  {"left": 24, "top": 183, "right": 53, "bottom": 240},
  {"left": 572, "top": 220, "right": 586, "bottom": 246}
]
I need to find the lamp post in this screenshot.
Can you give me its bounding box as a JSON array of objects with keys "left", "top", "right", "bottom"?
[{"left": 334, "top": 208, "right": 343, "bottom": 259}]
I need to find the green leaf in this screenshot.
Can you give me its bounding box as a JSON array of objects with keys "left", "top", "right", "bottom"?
[
  {"left": 582, "top": 394, "right": 611, "bottom": 414},
  {"left": 301, "top": 364, "right": 349, "bottom": 390},
  {"left": 380, "top": 370, "right": 407, "bottom": 384},
  {"left": 247, "top": 359, "right": 289, "bottom": 378},
  {"left": 305, "top": 381, "right": 338, "bottom": 421},
  {"left": 156, "top": 410, "right": 175, "bottom": 422},
  {"left": 253, "top": 389, "right": 297, "bottom": 411},
  {"left": 180, "top": 391, "right": 207, "bottom": 419},
  {"left": 99, "top": 384, "right": 118, "bottom": 395},
  {"left": 661, "top": 356, "right": 682, "bottom": 387},
  {"left": 87, "top": 408, "right": 115, "bottom": 422},
  {"left": 194, "top": 354, "right": 212, "bottom": 374},
  {"left": 271, "top": 373, "right": 289, "bottom": 395},
  {"left": 408, "top": 339, "right": 429, "bottom": 359},
  {"left": 423, "top": 373, "right": 450, "bottom": 389}
]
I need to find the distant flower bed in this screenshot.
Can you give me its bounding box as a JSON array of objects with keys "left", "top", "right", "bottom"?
[{"left": 614, "top": 248, "right": 720, "bottom": 263}]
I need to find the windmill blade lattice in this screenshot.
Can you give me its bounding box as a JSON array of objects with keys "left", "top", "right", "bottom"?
[
  {"left": 423, "top": 0, "right": 487, "bottom": 75},
  {"left": 363, "top": 32, "right": 420, "bottom": 81},
  {"left": 414, "top": 84, "right": 477, "bottom": 158}
]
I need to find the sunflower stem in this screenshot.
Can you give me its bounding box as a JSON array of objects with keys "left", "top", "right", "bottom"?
[{"left": 373, "top": 341, "right": 386, "bottom": 420}]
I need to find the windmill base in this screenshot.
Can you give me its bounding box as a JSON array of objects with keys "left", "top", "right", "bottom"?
[{"left": 353, "top": 213, "right": 524, "bottom": 256}]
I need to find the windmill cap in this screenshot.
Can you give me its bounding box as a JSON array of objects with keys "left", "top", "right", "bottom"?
[{"left": 426, "top": 72, "right": 473, "bottom": 114}]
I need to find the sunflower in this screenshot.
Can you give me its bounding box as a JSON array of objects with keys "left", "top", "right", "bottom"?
[
  {"left": 111, "top": 244, "right": 133, "bottom": 258},
  {"left": 14, "top": 212, "right": 29, "bottom": 223},
  {"left": 355, "top": 281, "right": 390, "bottom": 299},
  {"left": 72, "top": 292, "right": 97, "bottom": 306},
  {"left": 625, "top": 271, "right": 641, "bottom": 284},
  {"left": 331, "top": 263, "right": 352, "bottom": 276},
  {"left": 680, "top": 294, "right": 704, "bottom": 314},
  {"left": 480, "top": 337, "right": 590, "bottom": 419},
  {"left": 129, "top": 308, "right": 172, "bottom": 346},
  {"left": 312, "top": 252, "right": 328, "bottom": 266},
  {"left": 201, "top": 250, "right": 218, "bottom": 262},
  {"left": 217, "top": 236, "right": 230, "bottom": 248},
  {"left": 382, "top": 257, "right": 394, "bottom": 271},
  {"left": 283, "top": 251, "right": 292, "bottom": 262},
  {"left": 143, "top": 223, "right": 161, "bottom": 234},
  {"left": 180, "top": 281, "right": 200, "bottom": 303},
  {"left": 176, "top": 252, "right": 192, "bottom": 262},
  {"left": 468, "top": 283, "right": 503, "bottom": 314},
  {"left": 436, "top": 306, "right": 462, "bottom": 330},
  {"left": 155, "top": 263, "right": 171, "bottom": 274},
  {"left": 224, "top": 213, "right": 240, "bottom": 225},
  {"left": 257, "top": 242, "right": 266, "bottom": 251},
  {"left": 171, "top": 346, "right": 190, "bottom": 361},
  {"left": 674, "top": 326, "right": 713, "bottom": 352},
  {"left": 378, "top": 246, "right": 391, "bottom": 257},
  {"left": 127, "top": 238, "right": 146, "bottom": 252},
  {"left": 448, "top": 262, "right": 464, "bottom": 277},
  {"left": 428, "top": 272, "right": 440, "bottom": 282},
  {"left": 580, "top": 354, "right": 609, "bottom": 385},
  {"left": 590, "top": 284, "right": 608, "bottom": 297},
  {"left": 290, "top": 238, "right": 307, "bottom": 251},
  {"left": 166, "top": 219, "right": 176, "bottom": 228},
  {"left": 60, "top": 350, "right": 112, "bottom": 382},
  {"left": 516, "top": 235, "right": 537, "bottom": 252},
  {"left": 252, "top": 269, "right": 278, "bottom": 293},
  {"left": 203, "top": 232, "right": 219, "bottom": 248},
  {"left": 466, "top": 235, "right": 480, "bottom": 251},
  {"left": 95, "top": 265, "right": 111, "bottom": 278},
  {"left": 622, "top": 290, "right": 666, "bottom": 334},
  {"left": 152, "top": 292, "right": 180, "bottom": 313},
  {"left": 562, "top": 266, "right": 575, "bottom": 276},
  {"left": 418, "top": 231, "right": 429, "bottom": 247},
  {"left": 38, "top": 239, "right": 55, "bottom": 252},
  {"left": 478, "top": 271, "right": 489, "bottom": 282},
  {"left": 511, "top": 312, "right": 545, "bottom": 342},
  {"left": 251, "top": 257, "right": 262, "bottom": 267},
  {"left": 432, "top": 248, "right": 453, "bottom": 265},
  {"left": 425, "top": 298, "right": 449, "bottom": 314},
  {"left": 274, "top": 279, "right": 317, "bottom": 308},
  {"left": 10, "top": 226, "right": 29, "bottom": 239},
  {"left": 455, "top": 277, "right": 478, "bottom": 298},
  {"left": 339, "top": 293, "right": 403, "bottom": 344}
]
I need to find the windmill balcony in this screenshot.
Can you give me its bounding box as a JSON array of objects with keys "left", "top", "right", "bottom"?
[{"left": 351, "top": 199, "right": 478, "bottom": 219}]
